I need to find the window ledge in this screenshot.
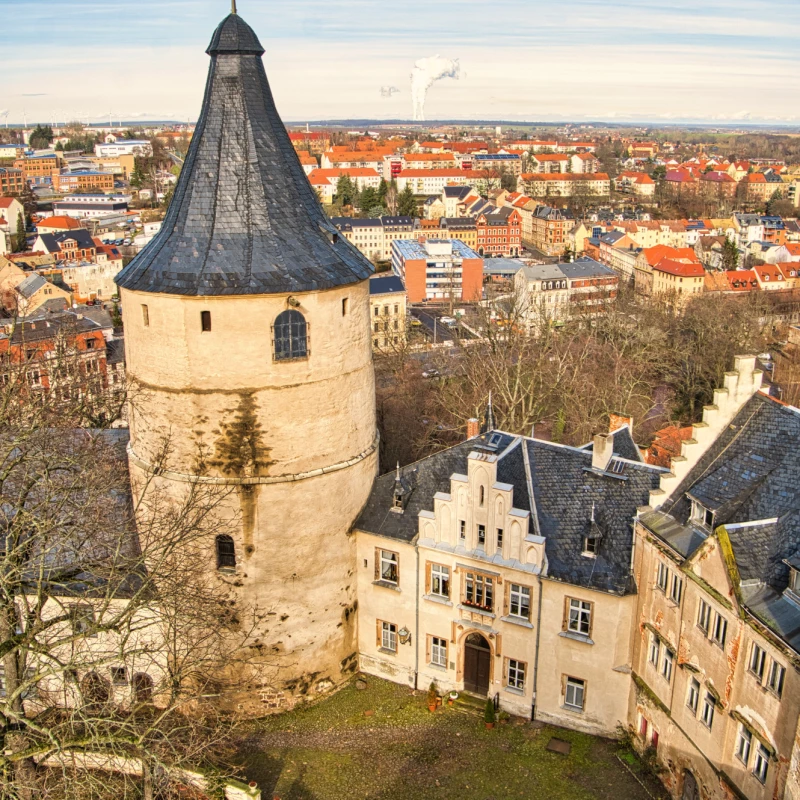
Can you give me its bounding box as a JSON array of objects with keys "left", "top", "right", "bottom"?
[
  {"left": 373, "top": 580, "right": 400, "bottom": 591},
  {"left": 423, "top": 594, "right": 453, "bottom": 606},
  {"left": 503, "top": 685, "right": 525, "bottom": 696},
  {"left": 457, "top": 603, "right": 495, "bottom": 618},
  {"left": 501, "top": 615, "right": 534, "bottom": 629},
  {"left": 559, "top": 630, "right": 594, "bottom": 645},
  {"left": 561, "top": 704, "right": 584, "bottom": 714},
  {"left": 377, "top": 647, "right": 397, "bottom": 656},
  {"left": 427, "top": 663, "right": 448, "bottom": 672}
]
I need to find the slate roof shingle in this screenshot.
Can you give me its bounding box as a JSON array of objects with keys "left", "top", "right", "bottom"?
[{"left": 116, "top": 13, "right": 373, "bottom": 297}]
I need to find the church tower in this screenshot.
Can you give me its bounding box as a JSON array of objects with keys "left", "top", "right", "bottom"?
[{"left": 116, "top": 10, "right": 377, "bottom": 709}]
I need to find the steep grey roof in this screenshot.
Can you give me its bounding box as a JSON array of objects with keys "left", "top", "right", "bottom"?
[
  {"left": 641, "top": 393, "right": 800, "bottom": 653},
  {"left": 16, "top": 274, "right": 47, "bottom": 299},
  {"left": 355, "top": 430, "right": 662, "bottom": 594},
  {"left": 116, "top": 13, "right": 372, "bottom": 297}
]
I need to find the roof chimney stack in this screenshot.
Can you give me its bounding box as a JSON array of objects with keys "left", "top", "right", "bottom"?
[
  {"left": 592, "top": 433, "right": 615, "bottom": 472},
  {"left": 466, "top": 418, "right": 480, "bottom": 440}
]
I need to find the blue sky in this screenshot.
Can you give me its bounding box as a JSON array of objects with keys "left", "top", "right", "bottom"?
[{"left": 3, "top": 0, "right": 800, "bottom": 125}]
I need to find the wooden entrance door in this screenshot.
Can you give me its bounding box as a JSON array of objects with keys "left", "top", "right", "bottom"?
[
  {"left": 682, "top": 771, "right": 699, "bottom": 800},
  {"left": 463, "top": 633, "right": 491, "bottom": 695}
]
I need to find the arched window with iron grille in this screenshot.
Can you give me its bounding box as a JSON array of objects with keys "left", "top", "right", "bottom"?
[{"left": 273, "top": 310, "right": 308, "bottom": 361}]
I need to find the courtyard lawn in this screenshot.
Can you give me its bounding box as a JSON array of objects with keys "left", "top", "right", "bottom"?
[{"left": 234, "top": 676, "right": 666, "bottom": 800}]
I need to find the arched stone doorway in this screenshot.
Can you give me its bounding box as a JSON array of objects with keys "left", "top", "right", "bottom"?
[
  {"left": 682, "top": 770, "right": 699, "bottom": 800},
  {"left": 463, "top": 632, "right": 491, "bottom": 695}
]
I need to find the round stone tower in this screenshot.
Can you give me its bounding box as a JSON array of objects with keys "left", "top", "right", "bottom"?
[{"left": 116, "top": 10, "right": 377, "bottom": 709}]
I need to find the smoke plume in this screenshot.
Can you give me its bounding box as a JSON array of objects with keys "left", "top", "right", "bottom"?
[{"left": 410, "top": 56, "right": 460, "bottom": 121}]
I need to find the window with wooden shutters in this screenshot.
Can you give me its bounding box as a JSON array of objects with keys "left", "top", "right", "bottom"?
[
  {"left": 566, "top": 598, "right": 592, "bottom": 636},
  {"left": 509, "top": 584, "right": 531, "bottom": 620},
  {"left": 463, "top": 571, "right": 493, "bottom": 611},
  {"left": 429, "top": 563, "right": 450, "bottom": 598}
]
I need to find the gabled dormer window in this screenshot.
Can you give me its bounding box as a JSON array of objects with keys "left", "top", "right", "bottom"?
[
  {"left": 691, "top": 500, "right": 715, "bottom": 531},
  {"left": 582, "top": 536, "right": 598, "bottom": 557}
]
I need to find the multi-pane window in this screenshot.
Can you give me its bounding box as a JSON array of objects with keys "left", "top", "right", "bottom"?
[
  {"left": 767, "top": 661, "right": 785, "bottom": 697},
  {"left": 661, "top": 648, "right": 674, "bottom": 682},
  {"left": 464, "top": 572, "right": 494, "bottom": 611},
  {"left": 380, "top": 621, "right": 397, "bottom": 652},
  {"left": 430, "top": 636, "right": 447, "bottom": 667},
  {"left": 372, "top": 549, "right": 396, "bottom": 584},
  {"left": 753, "top": 743, "right": 769, "bottom": 784},
  {"left": 507, "top": 659, "right": 526, "bottom": 690},
  {"left": 711, "top": 612, "right": 728, "bottom": 648},
  {"left": 496, "top": 528, "right": 504, "bottom": 551},
  {"left": 477, "top": 524, "right": 486, "bottom": 546},
  {"left": 582, "top": 536, "right": 598, "bottom": 556},
  {"left": 564, "top": 677, "right": 585, "bottom": 711},
  {"left": 509, "top": 584, "right": 531, "bottom": 620},
  {"left": 669, "top": 573, "right": 683, "bottom": 605},
  {"left": 697, "top": 599, "right": 711, "bottom": 634},
  {"left": 430, "top": 564, "right": 450, "bottom": 598},
  {"left": 649, "top": 634, "right": 661, "bottom": 666},
  {"left": 656, "top": 562, "right": 668, "bottom": 592},
  {"left": 701, "top": 692, "right": 715, "bottom": 728},
  {"left": 459, "top": 520, "right": 466, "bottom": 540},
  {"left": 736, "top": 726, "right": 752, "bottom": 765},
  {"left": 687, "top": 677, "right": 700, "bottom": 714},
  {"left": 567, "top": 598, "right": 592, "bottom": 636},
  {"left": 273, "top": 310, "right": 308, "bottom": 361},
  {"left": 749, "top": 643, "right": 766, "bottom": 682}
]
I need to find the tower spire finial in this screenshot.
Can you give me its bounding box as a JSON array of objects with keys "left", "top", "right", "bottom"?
[{"left": 231, "top": 0, "right": 237, "bottom": 14}]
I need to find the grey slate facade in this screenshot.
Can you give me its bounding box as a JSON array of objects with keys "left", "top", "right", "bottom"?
[{"left": 116, "top": 13, "right": 372, "bottom": 297}]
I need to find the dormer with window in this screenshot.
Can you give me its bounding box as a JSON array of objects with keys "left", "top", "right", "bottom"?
[{"left": 690, "top": 499, "right": 715, "bottom": 531}]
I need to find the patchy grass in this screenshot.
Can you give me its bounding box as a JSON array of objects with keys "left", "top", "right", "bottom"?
[{"left": 233, "top": 677, "right": 666, "bottom": 800}]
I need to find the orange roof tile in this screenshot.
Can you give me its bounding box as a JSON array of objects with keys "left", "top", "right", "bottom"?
[
  {"left": 654, "top": 258, "right": 705, "bottom": 278},
  {"left": 37, "top": 216, "right": 82, "bottom": 230}
]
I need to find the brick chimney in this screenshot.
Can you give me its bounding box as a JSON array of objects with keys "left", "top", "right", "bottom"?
[
  {"left": 592, "top": 433, "right": 614, "bottom": 472},
  {"left": 466, "top": 418, "right": 480, "bottom": 440},
  {"left": 609, "top": 412, "right": 633, "bottom": 434}
]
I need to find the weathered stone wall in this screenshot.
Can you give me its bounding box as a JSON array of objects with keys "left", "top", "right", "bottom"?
[{"left": 121, "top": 281, "right": 378, "bottom": 709}]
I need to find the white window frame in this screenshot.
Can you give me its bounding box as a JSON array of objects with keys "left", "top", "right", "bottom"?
[
  {"left": 767, "top": 660, "right": 785, "bottom": 697},
  {"left": 509, "top": 584, "right": 531, "bottom": 620},
  {"left": 753, "top": 743, "right": 769, "bottom": 784},
  {"left": 701, "top": 692, "right": 715, "bottom": 728},
  {"left": 381, "top": 621, "right": 397, "bottom": 652},
  {"left": 749, "top": 643, "right": 766, "bottom": 682},
  {"left": 430, "top": 563, "right": 450, "bottom": 599},
  {"left": 430, "top": 635, "right": 447, "bottom": 667},
  {"left": 669, "top": 573, "right": 683, "bottom": 605},
  {"left": 736, "top": 726, "right": 752, "bottom": 766},
  {"left": 379, "top": 550, "right": 399, "bottom": 585},
  {"left": 661, "top": 647, "right": 674, "bottom": 683},
  {"left": 568, "top": 598, "right": 592, "bottom": 636},
  {"left": 697, "top": 599, "right": 711, "bottom": 635},
  {"left": 711, "top": 612, "right": 728, "bottom": 648},
  {"left": 687, "top": 677, "right": 700, "bottom": 714},
  {"left": 649, "top": 633, "right": 660, "bottom": 667},
  {"left": 656, "top": 562, "right": 668, "bottom": 592},
  {"left": 507, "top": 658, "right": 526, "bottom": 690},
  {"left": 564, "top": 676, "right": 585, "bottom": 711}
]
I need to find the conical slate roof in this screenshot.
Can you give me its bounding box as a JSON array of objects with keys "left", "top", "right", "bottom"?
[{"left": 116, "top": 13, "right": 373, "bottom": 297}]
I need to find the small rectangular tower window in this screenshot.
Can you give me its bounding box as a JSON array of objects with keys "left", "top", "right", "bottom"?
[
  {"left": 201, "top": 310, "right": 211, "bottom": 332},
  {"left": 141, "top": 304, "right": 149, "bottom": 327},
  {"left": 342, "top": 298, "right": 348, "bottom": 316}
]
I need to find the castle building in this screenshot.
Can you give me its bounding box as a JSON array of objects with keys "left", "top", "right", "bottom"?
[{"left": 115, "top": 10, "right": 377, "bottom": 709}]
